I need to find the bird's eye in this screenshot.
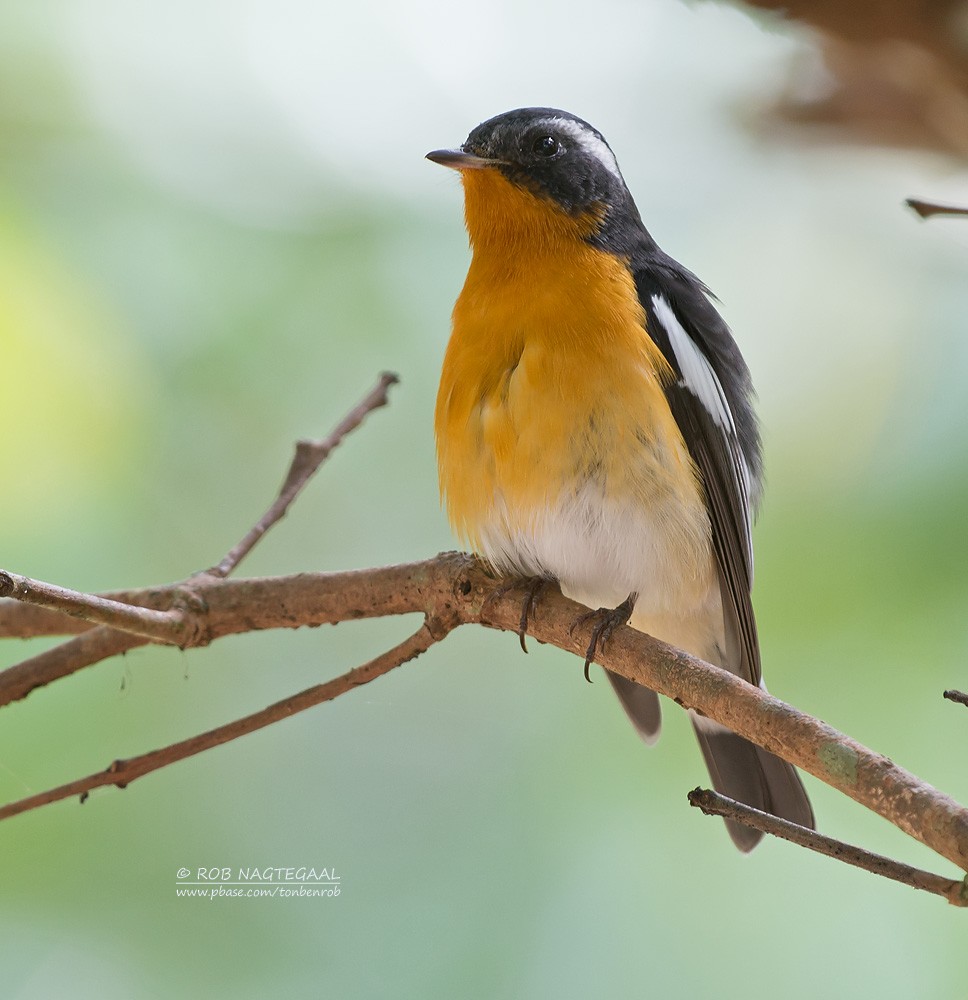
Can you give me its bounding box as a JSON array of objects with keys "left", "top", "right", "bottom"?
[{"left": 532, "top": 135, "right": 560, "bottom": 158}]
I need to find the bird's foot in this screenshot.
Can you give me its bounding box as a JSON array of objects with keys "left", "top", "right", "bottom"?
[
  {"left": 491, "top": 576, "right": 553, "bottom": 653},
  {"left": 569, "top": 593, "right": 637, "bottom": 682}
]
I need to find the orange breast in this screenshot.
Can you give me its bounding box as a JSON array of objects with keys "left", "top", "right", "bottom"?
[{"left": 435, "top": 168, "right": 703, "bottom": 563}]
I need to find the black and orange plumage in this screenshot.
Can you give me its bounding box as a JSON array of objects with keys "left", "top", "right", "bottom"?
[{"left": 429, "top": 108, "right": 813, "bottom": 849}]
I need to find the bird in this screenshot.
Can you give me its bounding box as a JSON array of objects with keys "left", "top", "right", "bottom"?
[{"left": 427, "top": 107, "right": 814, "bottom": 850}]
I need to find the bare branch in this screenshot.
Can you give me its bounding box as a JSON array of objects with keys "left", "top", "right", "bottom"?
[
  {"left": 0, "top": 369, "right": 964, "bottom": 897},
  {"left": 0, "top": 558, "right": 458, "bottom": 707},
  {"left": 0, "top": 627, "right": 146, "bottom": 704},
  {"left": 1, "top": 553, "right": 967, "bottom": 883},
  {"left": 209, "top": 370, "right": 399, "bottom": 578},
  {"left": 0, "top": 571, "right": 195, "bottom": 646},
  {"left": 688, "top": 788, "right": 968, "bottom": 907},
  {"left": 475, "top": 575, "right": 968, "bottom": 873},
  {"left": 0, "top": 602, "right": 92, "bottom": 639},
  {"left": 0, "top": 618, "right": 446, "bottom": 823},
  {"left": 0, "top": 371, "right": 399, "bottom": 644},
  {"left": 906, "top": 198, "right": 968, "bottom": 220},
  {"left": 944, "top": 689, "right": 968, "bottom": 708}
]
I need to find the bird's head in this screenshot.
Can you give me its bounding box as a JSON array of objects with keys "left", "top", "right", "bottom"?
[{"left": 427, "top": 107, "right": 643, "bottom": 251}]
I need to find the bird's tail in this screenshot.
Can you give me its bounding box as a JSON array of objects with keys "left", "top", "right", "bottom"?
[
  {"left": 690, "top": 716, "right": 815, "bottom": 851},
  {"left": 609, "top": 671, "right": 814, "bottom": 851}
]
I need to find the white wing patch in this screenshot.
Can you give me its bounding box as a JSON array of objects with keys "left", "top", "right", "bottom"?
[
  {"left": 652, "top": 295, "right": 733, "bottom": 431},
  {"left": 651, "top": 293, "right": 755, "bottom": 568}
]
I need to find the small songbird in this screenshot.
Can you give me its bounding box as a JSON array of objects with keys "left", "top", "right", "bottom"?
[{"left": 427, "top": 108, "right": 814, "bottom": 849}]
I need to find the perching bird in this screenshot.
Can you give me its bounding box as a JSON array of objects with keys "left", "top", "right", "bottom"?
[{"left": 428, "top": 108, "right": 814, "bottom": 850}]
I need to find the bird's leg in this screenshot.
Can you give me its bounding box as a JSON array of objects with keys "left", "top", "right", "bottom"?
[
  {"left": 570, "top": 593, "right": 637, "bottom": 682},
  {"left": 490, "top": 576, "right": 554, "bottom": 653}
]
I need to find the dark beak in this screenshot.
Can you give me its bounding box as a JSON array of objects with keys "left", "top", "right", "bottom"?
[{"left": 426, "top": 148, "right": 500, "bottom": 170}]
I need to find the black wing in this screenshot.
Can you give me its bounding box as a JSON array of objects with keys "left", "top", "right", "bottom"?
[
  {"left": 633, "top": 252, "right": 762, "bottom": 685},
  {"left": 626, "top": 247, "right": 814, "bottom": 842}
]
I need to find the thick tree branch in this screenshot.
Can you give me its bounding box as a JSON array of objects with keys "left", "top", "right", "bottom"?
[{"left": 943, "top": 689, "right": 968, "bottom": 708}]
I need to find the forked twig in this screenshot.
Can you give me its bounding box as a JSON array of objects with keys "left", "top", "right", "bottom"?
[
  {"left": 209, "top": 371, "right": 399, "bottom": 578},
  {"left": 0, "top": 372, "right": 399, "bottom": 674}
]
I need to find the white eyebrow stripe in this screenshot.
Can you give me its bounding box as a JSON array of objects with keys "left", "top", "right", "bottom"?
[{"left": 550, "top": 118, "right": 623, "bottom": 182}]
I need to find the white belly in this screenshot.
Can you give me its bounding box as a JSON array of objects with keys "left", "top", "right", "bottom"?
[{"left": 476, "top": 479, "right": 724, "bottom": 660}]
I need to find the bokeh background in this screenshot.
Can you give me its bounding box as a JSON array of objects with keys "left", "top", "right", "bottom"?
[{"left": 2, "top": 1, "right": 968, "bottom": 997}]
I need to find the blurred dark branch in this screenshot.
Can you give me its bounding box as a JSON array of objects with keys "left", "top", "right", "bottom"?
[
  {"left": 907, "top": 198, "right": 968, "bottom": 219},
  {"left": 688, "top": 788, "right": 967, "bottom": 906},
  {"left": 728, "top": 0, "right": 968, "bottom": 161},
  {"left": 944, "top": 689, "right": 968, "bottom": 708}
]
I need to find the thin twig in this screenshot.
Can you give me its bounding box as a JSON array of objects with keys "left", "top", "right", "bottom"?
[
  {"left": 209, "top": 371, "right": 399, "bottom": 578},
  {"left": 0, "top": 572, "right": 194, "bottom": 646},
  {"left": 944, "top": 689, "right": 968, "bottom": 708},
  {"left": 0, "top": 602, "right": 92, "bottom": 638},
  {"left": 906, "top": 198, "right": 968, "bottom": 220},
  {"left": 0, "top": 627, "right": 146, "bottom": 705},
  {"left": 0, "top": 619, "right": 446, "bottom": 823},
  {"left": 688, "top": 788, "right": 967, "bottom": 906}
]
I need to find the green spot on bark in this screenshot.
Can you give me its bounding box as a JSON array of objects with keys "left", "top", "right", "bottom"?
[
  {"left": 956, "top": 878, "right": 968, "bottom": 908},
  {"left": 818, "top": 742, "right": 858, "bottom": 785}
]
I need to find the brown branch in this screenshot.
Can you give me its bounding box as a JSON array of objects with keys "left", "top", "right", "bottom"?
[
  {"left": 0, "top": 572, "right": 195, "bottom": 646},
  {"left": 0, "top": 371, "right": 400, "bottom": 690},
  {"left": 906, "top": 198, "right": 968, "bottom": 220},
  {"left": 944, "top": 689, "right": 968, "bottom": 707},
  {"left": 209, "top": 370, "right": 399, "bottom": 578},
  {"left": 0, "top": 372, "right": 397, "bottom": 642},
  {"left": 0, "top": 560, "right": 452, "bottom": 707},
  {"left": 688, "top": 788, "right": 968, "bottom": 907},
  {"left": 0, "top": 619, "right": 446, "bottom": 823},
  {"left": 476, "top": 576, "right": 968, "bottom": 874},
  {"left": 0, "top": 369, "right": 964, "bottom": 898},
  {"left": 1, "top": 553, "right": 967, "bottom": 884},
  {"left": 0, "top": 627, "right": 146, "bottom": 704},
  {"left": 0, "top": 602, "right": 91, "bottom": 639}
]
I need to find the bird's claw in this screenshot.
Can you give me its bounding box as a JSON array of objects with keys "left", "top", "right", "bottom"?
[
  {"left": 491, "top": 576, "right": 551, "bottom": 653},
  {"left": 569, "top": 594, "right": 637, "bottom": 682}
]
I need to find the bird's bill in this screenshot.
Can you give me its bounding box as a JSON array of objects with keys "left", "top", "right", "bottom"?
[{"left": 426, "top": 149, "right": 500, "bottom": 170}]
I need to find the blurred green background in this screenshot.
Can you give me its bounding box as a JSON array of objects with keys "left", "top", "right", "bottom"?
[{"left": 2, "top": 1, "right": 967, "bottom": 997}]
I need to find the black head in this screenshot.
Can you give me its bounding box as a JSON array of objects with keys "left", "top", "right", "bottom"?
[
  {"left": 431, "top": 108, "right": 636, "bottom": 213},
  {"left": 427, "top": 108, "right": 650, "bottom": 253}
]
